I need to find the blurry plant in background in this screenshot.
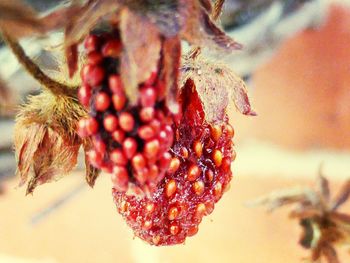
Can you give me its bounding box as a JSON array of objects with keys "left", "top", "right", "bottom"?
[{"left": 250, "top": 171, "right": 350, "bottom": 263}]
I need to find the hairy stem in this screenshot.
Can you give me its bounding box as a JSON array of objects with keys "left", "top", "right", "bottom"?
[{"left": 2, "top": 31, "right": 76, "bottom": 97}]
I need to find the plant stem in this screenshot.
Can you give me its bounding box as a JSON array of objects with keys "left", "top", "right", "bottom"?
[{"left": 1, "top": 31, "right": 77, "bottom": 97}]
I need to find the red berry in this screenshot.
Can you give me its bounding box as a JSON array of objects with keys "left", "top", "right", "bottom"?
[
  {"left": 111, "top": 166, "right": 129, "bottom": 191},
  {"left": 103, "top": 114, "right": 118, "bottom": 132},
  {"left": 110, "top": 149, "right": 128, "bottom": 166},
  {"left": 78, "top": 33, "right": 238, "bottom": 246},
  {"left": 123, "top": 138, "right": 137, "bottom": 159},
  {"left": 139, "top": 107, "right": 155, "bottom": 122},
  {"left": 111, "top": 130, "right": 125, "bottom": 143},
  {"left": 140, "top": 86, "right": 157, "bottom": 107},
  {"left": 119, "top": 112, "right": 135, "bottom": 132},
  {"left": 132, "top": 154, "right": 146, "bottom": 171},
  {"left": 113, "top": 82, "right": 235, "bottom": 246},
  {"left": 85, "top": 117, "right": 99, "bottom": 135},
  {"left": 138, "top": 125, "right": 155, "bottom": 140},
  {"left": 109, "top": 75, "right": 123, "bottom": 94},
  {"left": 84, "top": 35, "right": 99, "bottom": 52},
  {"left": 77, "top": 119, "right": 88, "bottom": 137},
  {"left": 87, "top": 51, "right": 103, "bottom": 65},
  {"left": 112, "top": 93, "right": 126, "bottom": 111},
  {"left": 93, "top": 137, "right": 106, "bottom": 154},
  {"left": 88, "top": 150, "right": 103, "bottom": 166},
  {"left": 102, "top": 40, "right": 122, "bottom": 57},
  {"left": 78, "top": 84, "right": 91, "bottom": 107},
  {"left": 95, "top": 92, "right": 110, "bottom": 111}
]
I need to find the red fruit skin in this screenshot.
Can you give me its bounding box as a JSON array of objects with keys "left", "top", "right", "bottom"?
[
  {"left": 113, "top": 84, "right": 235, "bottom": 246},
  {"left": 78, "top": 32, "right": 177, "bottom": 194}
]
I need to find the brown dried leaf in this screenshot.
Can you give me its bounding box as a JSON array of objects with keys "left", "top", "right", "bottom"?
[
  {"left": 331, "top": 179, "right": 350, "bottom": 211},
  {"left": 83, "top": 140, "right": 100, "bottom": 187},
  {"left": 14, "top": 91, "right": 87, "bottom": 194},
  {"left": 120, "top": 7, "right": 161, "bottom": 104},
  {"left": 27, "top": 128, "right": 80, "bottom": 194},
  {"left": 247, "top": 187, "right": 315, "bottom": 212},
  {"left": 65, "top": 43, "right": 78, "bottom": 78},
  {"left": 212, "top": 0, "right": 225, "bottom": 20},
  {"left": 322, "top": 244, "right": 340, "bottom": 263},
  {"left": 181, "top": 56, "right": 255, "bottom": 123},
  {"left": 199, "top": 0, "right": 213, "bottom": 13},
  {"left": 161, "top": 36, "right": 181, "bottom": 114},
  {"left": 0, "top": 0, "right": 43, "bottom": 38},
  {"left": 64, "top": 0, "right": 120, "bottom": 47},
  {"left": 180, "top": 0, "right": 242, "bottom": 52},
  {"left": 316, "top": 173, "right": 330, "bottom": 203}
]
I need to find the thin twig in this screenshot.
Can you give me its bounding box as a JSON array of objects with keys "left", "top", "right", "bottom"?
[{"left": 1, "top": 31, "right": 76, "bottom": 97}]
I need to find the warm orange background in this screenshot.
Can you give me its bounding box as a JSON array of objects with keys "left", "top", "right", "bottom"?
[{"left": 234, "top": 4, "right": 350, "bottom": 150}]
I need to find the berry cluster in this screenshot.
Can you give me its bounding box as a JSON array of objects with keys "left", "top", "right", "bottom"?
[
  {"left": 113, "top": 82, "right": 235, "bottom": 245},
  {"left": 77, "top": 31, "right": 236, "bottom": 246},
  {"left": 77, "top": 32, "right": 176, "bottom": 193}
]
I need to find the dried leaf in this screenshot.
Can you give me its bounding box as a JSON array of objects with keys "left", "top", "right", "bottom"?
[
  {"left": 199, "top": 0, "right": 212, "bottom": 13},
  {"left": 0, "top": 0, "right": 43, "bottom": 38},
  {"left": 316, "top": 173, "right": 330, "bottom": 203},
  {"left": 322, "top": 244, "right": 340, "bottom": 263},
  {"left": 83, "top": 140, "right": 100, "bottom": 187},
  {"left": 120, "top": 7, "right": 161, "bottom": 104},
  {"left": 27, "top": 128, "right": 80, "bottom": 194},
  {"left": 331, "top": 179, "right": 350, "bottom": 211},
  {"left": 64, "top": 0, "right": 120, "bottom": 47},
  {"left": 247, "top": 187, "right": 315, "bottom": 212},
  {"left": 14, "top": 91, "right": 87, "bottom": 194},
  {"left": 180, "top": 0, "right": 242, "bottom": 52},
  {"left": 161, "top": 36, "right": 181, "bottom": 114},
  {"left": 330, "top": 212, "right": 350, "bottom": 228},
  {"left": 181, "top": 56, "right": 255, "bottom": 123},
  {"left": 212, "top": 0, "right": 225, "bottom": 20},
  {"left": 65, "top": 43, "right": 78, "bottom": 78}
]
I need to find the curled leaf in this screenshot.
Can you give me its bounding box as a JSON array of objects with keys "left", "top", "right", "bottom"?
[
  {"left": 161, "top": 36, "right": 181, "bottom": 114},
  {"left": 14, "top": 91, "right": 87, "bottom": 194},
  {"left": 212, "top": 0, "right": 225, "bottom": 20},
  {"left": 83, "top": 140, "right": 100, "bottom": 187},
  {"left": 180, "top": 0, "right": 242, "bottom": 52},
  {"left": 120, "top": 7, "right": 161, "bottom": 104},
  {"left": 181, "top": 55, "right": 255, "bottom": 123}
]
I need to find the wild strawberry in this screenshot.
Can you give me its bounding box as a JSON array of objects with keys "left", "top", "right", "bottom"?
[
  {"left": 113, "top": 81, "right": 235, "bottom": 246},
  {"left": 77, "top": 32, "right": 178, "bottom": 193}
]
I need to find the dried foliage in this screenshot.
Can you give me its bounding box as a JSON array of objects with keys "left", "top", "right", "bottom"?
[
  {"left": 181, "top": 52, "right": 255, "bottom": 123},
  {"left": 1, "top": 0, "right": 252, "bottom": 192},
  {"left": 14, "top": 91, "right": 85, "bottom": 194},
  {"left": 250, "top": 173, "right": 350, "bottom": 263}
]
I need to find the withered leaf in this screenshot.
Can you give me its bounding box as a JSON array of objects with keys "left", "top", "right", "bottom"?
[
  {"left": 83, "top": 140, "right": 100, "bottom": 187},
  {"left": 65, "top": 43, "right": 78, "bottom": 78},
  {"left": 181, "top": 55, "right": 255, "bottom": 123},
  {"left": 212, "top": 0, "right": 225, "bottom": 20},
  {"left": 14, "top": 91, "right": 87, "bottom": 194},
  {"left": 331, "top": 179, "right": 350, "bottom": 211},
  {"left": 161, "top": 36, "right": 181, "bottom": 114},
  {"left": 247, "top": 187, "right": 315, "bottom": 212},
  {"left": 322, "top": 244, "right": 340, "bottom": 263},
  {"left": 64, "top": 0, "right": 120, "bottom": 47},
  {"left": 180, "top": 0, "right": 242, "bottom": 52},
  {"left": 28, "top": 128, "right": 81, "bottom": 194},
  {"left": 0, "top": 0, "right": 43, "bottom": 38},
  {"left": 316, "top": 173, "right": 330, "bottom": 203},
  {"left": 120, "top": 7, "right": 161, "bottom": 104}
]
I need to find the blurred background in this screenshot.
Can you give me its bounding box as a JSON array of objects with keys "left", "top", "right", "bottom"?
[{"left": 0, "top": 0, "right": 350, "bottom": 262}]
